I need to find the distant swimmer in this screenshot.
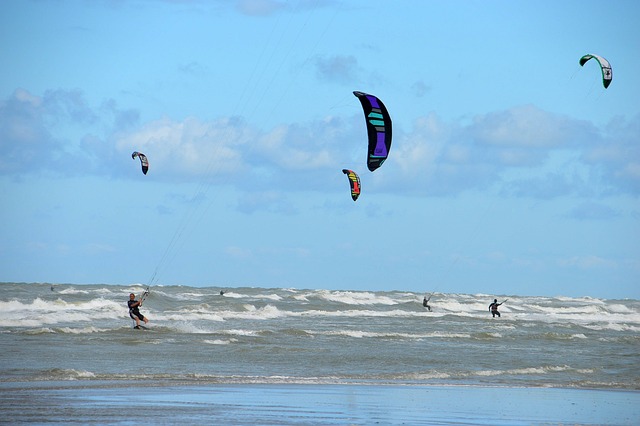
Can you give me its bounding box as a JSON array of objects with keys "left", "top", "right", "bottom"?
[
  {"left": 423, "top": 294, "right": 431, "bottom": 312},
  {"left": 489, "top": 299, "right": 504, "bottom": 318},
  {"left": 128, "top": 293, "right": 149, "bottom": 329},
  {"left": 220, "top": 290, "right": 225, "bottom": 296}
]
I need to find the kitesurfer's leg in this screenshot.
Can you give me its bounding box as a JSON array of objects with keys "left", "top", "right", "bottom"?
[
  {"left": 130, "top": 313, "right": 141, "bottom": 327},
  {"left": 138, "top": 313, "right": 149, "bottom": 325}
]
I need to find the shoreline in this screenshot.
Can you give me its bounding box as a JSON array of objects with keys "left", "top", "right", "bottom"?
[
  {"left": 2, "top": 378, "right": 640, "bottom": 392},
  {"left": 2, "top": 382, "right": 638, "bottom": 425}
]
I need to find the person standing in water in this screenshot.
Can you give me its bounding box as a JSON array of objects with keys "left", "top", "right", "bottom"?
[
  {"left": 489, "top": 299, "right": 503, "bottom": 317},
  {"left": 128, "top": 293, "right": 149, "bottom": 328},
  {"left": 423, "top": 294, "right": 432, "bottom": 312}
]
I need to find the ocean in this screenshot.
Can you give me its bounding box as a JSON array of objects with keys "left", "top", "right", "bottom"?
[{"left": 2, "top": 282, "right": 638, "bottom": 391}]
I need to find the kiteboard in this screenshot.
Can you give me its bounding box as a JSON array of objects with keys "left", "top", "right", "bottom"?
[{"left": 133, "top": 325, "right": 148, "bottom": 330}]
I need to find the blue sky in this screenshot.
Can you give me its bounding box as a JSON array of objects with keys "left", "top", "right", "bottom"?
[{"left": 1, "top": 0, "right": 639, "bottom": 299}]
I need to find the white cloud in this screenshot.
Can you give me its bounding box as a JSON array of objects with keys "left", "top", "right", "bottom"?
[
  {"left": 2, "top": 87, "right": 638, "bottom": 199},
  {"left": 115, "top": 116, "right": 253, "bottom": 179},
  {"left": 470, "top": 104, "right": 580, "bottom": 148},
  {"left": 0, "top": 89, "right": 94, "bottom": 175},
  {"left": 583, "top": 114, "right": 640, "bottom": 194},
  {"left": 387, "top": 105, "right": 638, "bottom": 198}
]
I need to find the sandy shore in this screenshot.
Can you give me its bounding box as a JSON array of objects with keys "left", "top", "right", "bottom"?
[{"left": 2, "top": 383, "right": 638, "bottom": 425}]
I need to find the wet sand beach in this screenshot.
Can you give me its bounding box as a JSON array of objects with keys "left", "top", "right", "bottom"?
[{"left": 2, "top": 383, "right": 639, "bottom": 425}]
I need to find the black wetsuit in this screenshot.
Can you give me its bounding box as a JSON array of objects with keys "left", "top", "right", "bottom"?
[
  {"left": 128, "top": 300, "right": 145, "bottom": 321},
  {"left": 489, "top": 302, "right": 501, "bottom": 317},
  {"left": 423, "top": 298, "right": 431, "bottom": 311}
]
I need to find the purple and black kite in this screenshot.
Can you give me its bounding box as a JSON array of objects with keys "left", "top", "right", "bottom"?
[{"left": 353, "top": 91, "right": 392, "bottom": 172}]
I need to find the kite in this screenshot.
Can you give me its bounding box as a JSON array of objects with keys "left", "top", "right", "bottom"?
[
  {"left": 579, "top": 54, "right": 612, "bottom": 89},
  {"left": 353, "top": 91, "right": 392, "bottom": 172},
  {"left": 132, "top": 151, "right": 149, "bottom": 175},
  {"left": 342, "top": 169, "right": 361, "bottom": 201}
]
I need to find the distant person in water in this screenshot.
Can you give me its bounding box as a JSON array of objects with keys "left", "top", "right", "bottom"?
[
  {"left": 489, "top": 299, "right": 503, "bottom": 317},
  {"left": 128, "top": 293, "right": 149, "bottom": 328},
  {"left": 423, "top": 295, "right": 431, "bottom": 311}
]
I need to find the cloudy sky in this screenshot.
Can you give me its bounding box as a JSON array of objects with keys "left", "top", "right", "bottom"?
[{"left": 1, "top": 0, "right": 639, "bottom": 298}]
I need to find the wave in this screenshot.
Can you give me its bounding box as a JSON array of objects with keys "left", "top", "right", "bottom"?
[
  {"left": 0, "top": 366, "right": 614, "bottom": 388},
  {"left": 315, "top": 290, "right": 398, "bottom": 306},
  {"left": 2, "top": 282, "right": 639, "bottom": 333},
  {"left": 308, "top": 329, "right": 475, "bottom": 340}
]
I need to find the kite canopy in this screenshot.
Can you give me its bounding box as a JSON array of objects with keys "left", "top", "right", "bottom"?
[
  {"left": 353, "top": 91, "right": 392, "bottom": 172},
  {"left": 342, "top": 169, "right": 361, "bottom": 201},
  {"left": 132, "top": 151, "right": 149, "bottom": 175},
  {"left": 579, "top": 54, "right": 612, "bottom": 89}
]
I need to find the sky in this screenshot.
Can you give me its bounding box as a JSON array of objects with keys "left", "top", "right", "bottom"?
[{"left": 1, "top": 0, "right": 639, "bottom": 299}]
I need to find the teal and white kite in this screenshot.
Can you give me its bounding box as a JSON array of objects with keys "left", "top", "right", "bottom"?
[{"left": 579, "top": 54, "right": 612, "bottom": 89}]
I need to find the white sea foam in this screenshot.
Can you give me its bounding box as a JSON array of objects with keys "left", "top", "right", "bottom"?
[
  {"left": 292, "top": 294, "right": 309, "bottom": 302},
  {"left": 57, "top": 288, "right": 90, "bottom": 295},
  {"left": 0, "top": 297, "right": 124, "bottom": 327},
  {"left": 55, "top": 326, "right": 105, "bottom": 334},
  {"left": 168, "top": 291, "right": 207, "bottom": 301},
  {"left": 224, "top": 329, "right": 262, "bottom": 337},
  {"left": 161, "top": 310, "right": 225, "bottom": 322},
  {"left": 228, "top": 304, "right": 286, "bottom": 320},
  {"left": 42, "top": 369, "right": 97, "bottom": 380},
  {"left": 309, "top": 329, "right": 473, "bottom": 340},
  {"left": 203, "top": 339, "right": 237, "bottom": 345},
  {"left": 256, "top": 293, "right": 283, "bottom": 301},
  {"left": 317, "top": 290, "right": 397, "bottom": 305},
  {"left": 170, "top": 321, "right": 213, "bottom": 334}
]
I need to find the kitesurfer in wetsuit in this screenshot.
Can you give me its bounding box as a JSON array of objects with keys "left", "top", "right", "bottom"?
[
  {"left": 489, "top": 299, "right": 502, "bottom": 317},
  {"left": 423, "top": 295, "right": 431, "bottom": 311},
  {"left": 128, "top": 293, "right": 149, "bottom": 328}
]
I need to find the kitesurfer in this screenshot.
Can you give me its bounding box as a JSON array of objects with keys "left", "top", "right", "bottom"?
[
  {"left": 128, "top": 293, "right": 149, "bottom": 328},
  {"left": 489, "top": 299, "right": 503, "bottom": 318},
  {"left": 422, "top": 295, "right": 431, "bottom": 311}
]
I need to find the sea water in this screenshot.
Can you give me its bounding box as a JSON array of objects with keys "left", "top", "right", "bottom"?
[{"left": 1, "top": 282, "right": 639, "bottom": 390}]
